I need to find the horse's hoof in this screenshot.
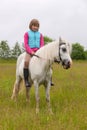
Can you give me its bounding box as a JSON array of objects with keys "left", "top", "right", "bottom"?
[
  {"left": 11, "top": 95, "right": 17, "bottom": 102},
  {"left": 11, "top": 95, "right": 13, "bottom": 100},
  {"left": 36, "top": 108, "right": 39, "bottom": 114},
  {"left": 50, "top": 111, "right": 53, "bottom": 115},
  {"left": 11, "top": 95, "right": 15, "bottom": 100},
  {"left": 26, "top": 99, "right": 30, "bottom": 103},
  {"left": 49, "top": 109, "right": 54, "bottom": 115}
]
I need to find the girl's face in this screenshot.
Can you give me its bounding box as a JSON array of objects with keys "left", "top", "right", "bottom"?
[{"left": 31, "top": 25, "right": 39, "bottom": 32}]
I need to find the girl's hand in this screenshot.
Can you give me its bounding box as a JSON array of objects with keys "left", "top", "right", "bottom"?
[
  {"left": 30, "top": 51, "right": 35, "bottom": 57},
  {"left": 31, "top": 51, "right": 35, "bottom": 55}
]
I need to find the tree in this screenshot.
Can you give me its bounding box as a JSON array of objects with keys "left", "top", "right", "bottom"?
[
  {"left": 44, "top": 36, "right": 53, "bottom": 44},
  {"left": 71, "top": 43, "right": 85, "bottom": 60},
  {"left": 11, "top": 42, "right": 22, "bottom": 58},
  {"left": 84, "top": 50, "right": 87, "bottom": 60},
  {"left": 0, "top": 40, "right": 11, "bottom": 58}
]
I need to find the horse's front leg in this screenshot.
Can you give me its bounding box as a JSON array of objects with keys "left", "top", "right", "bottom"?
[
  {"left": 45, "top": 81, "right": 53, "bottom": 114},
  {"left": 34, "top": 81, "right": 40, "bottom": 114},
  {"left": 26, "top": 86, "right": 31, "bottom": 102}
]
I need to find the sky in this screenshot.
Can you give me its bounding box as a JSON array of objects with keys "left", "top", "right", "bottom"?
[{"left": 0, "top": 0, "right": 87, "bottom": 49}]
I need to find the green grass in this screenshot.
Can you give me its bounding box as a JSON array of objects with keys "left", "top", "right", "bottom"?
[{"left": 0, "top": 61, "right": 87, "bottom": 130}]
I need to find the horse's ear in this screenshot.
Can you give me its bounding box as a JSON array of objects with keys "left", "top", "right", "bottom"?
[{"left": 59, "top": 37, "right": 62, "bottom": 43}]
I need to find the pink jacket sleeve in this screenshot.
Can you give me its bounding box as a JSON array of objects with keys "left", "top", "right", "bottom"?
[
  {"left": 24, "top": 32, "right": 33, "bottom": 54},
  {"left": 40, "top": 34, "right": 44, "bottom": 47}
]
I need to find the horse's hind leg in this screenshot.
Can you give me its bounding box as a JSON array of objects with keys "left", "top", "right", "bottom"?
[
  {"left": 45, "top": 82, "right": 53, "bottom": 114},
  {"left": 11, "top": 76, "right": 22, "bottom": 101},
  {"left": 26, "top": 86, "right": 31, "bottom": 102}
]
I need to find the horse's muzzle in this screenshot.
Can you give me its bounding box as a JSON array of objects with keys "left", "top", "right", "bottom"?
[{"left": 62, "top": 59, "right": 71, "bottom": 69}]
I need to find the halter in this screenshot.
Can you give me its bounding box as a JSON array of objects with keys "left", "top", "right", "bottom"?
[
  {"left": 58, "top": 42, "right": 66, "bottom": 64},
  {"left": 53, "top": 42, "right": 66, "bottom": 64}
]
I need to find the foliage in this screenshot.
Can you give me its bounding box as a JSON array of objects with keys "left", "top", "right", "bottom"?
[
  {"left": 44, "top": 36, "right": 53, "bottom": 44},
  {"left": 11, "top": 42, "right": 22, "bottom": 58},
  {"left": 0, "top": 41, "right": 11, "bottom": 58},
  {"left": 0, "top": 38, "right": 87, "bottom": 60},
  {"left": 71, "top": 43, "right": 86, "bottom": 60},
  {"left": 84, "top": 50, "right": 87, "bottom": 60},
  {"left": 0, "top": 41, "right": 22, "bottom": 59}
]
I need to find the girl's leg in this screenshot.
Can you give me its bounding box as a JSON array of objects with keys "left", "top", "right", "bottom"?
[{"left": 23, "top": 53, "right": 31, "bottom": 87}]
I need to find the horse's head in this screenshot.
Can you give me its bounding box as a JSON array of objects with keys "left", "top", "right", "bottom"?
[{"left": 58, "top": 37, "right": 72, "bottom": 69}]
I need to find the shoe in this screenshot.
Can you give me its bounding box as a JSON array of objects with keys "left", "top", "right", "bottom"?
[
  {"left": 51, "top": 82, "right": 54, "bottom": 86},
  {"left": 23, "top": 68, "right": 31, "bottom": 87},
  {"left": 25, "top": 80, "right": 31, "bottom": 87}
]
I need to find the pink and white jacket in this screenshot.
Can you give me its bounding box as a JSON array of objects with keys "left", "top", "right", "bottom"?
[{"left": 24, "top": 31, "right": 44, "bottom": 54}]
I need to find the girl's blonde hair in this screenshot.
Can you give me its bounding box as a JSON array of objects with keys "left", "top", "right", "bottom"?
[{"left": 29, "top": 19, "right": 40, "bottom": 30}]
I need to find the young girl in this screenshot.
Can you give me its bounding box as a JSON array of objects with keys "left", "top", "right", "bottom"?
[
  {"left": 23, "top": 19, "right": 54, "bottom": 87},
  {"left": 23, "top": 19, "right": 44, "bottom": 87}
]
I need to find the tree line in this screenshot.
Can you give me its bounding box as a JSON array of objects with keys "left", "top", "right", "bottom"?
[{"left": 0, "top": 36, "right": 87, "bottom": 60}]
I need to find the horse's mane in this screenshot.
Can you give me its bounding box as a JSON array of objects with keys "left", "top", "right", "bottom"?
[{"left": 34, "top": 40, "right": 59, "bottom": 59}]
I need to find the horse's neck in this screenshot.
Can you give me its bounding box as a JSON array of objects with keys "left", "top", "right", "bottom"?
[{"left": 36, "top": 41, "right": 58, "bottom": 60}]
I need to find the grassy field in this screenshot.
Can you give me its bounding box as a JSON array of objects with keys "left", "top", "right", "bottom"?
[{"left": 0, "top": 60, "right": 87, "bottom": 130}]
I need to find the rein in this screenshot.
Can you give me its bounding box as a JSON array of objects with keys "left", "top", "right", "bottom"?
[
  {"left": 32, "top": 54, "right": 60, "bottom": 64},
  {"left": 31, "top": 54, "right": 53, "bottom": 68},
  {"left": 31, "top": 54, "right": 52, "bottom": 61}
]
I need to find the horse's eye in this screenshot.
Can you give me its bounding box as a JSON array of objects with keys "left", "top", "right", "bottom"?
[{"left": 62, "top": 48, "right": 66, "bottom": 52}]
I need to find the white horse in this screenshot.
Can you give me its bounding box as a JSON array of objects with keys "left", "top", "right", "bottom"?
[{"left": 11, "top": 38, "right": 72, "bottom": 114}]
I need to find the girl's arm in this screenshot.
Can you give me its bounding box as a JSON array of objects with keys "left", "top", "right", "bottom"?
[
  {"left": 40, "top": 34, "right": 44, "bottom": 47},
  {"left": 24, "top": 32, "right": 33, "bottom": 54}
]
